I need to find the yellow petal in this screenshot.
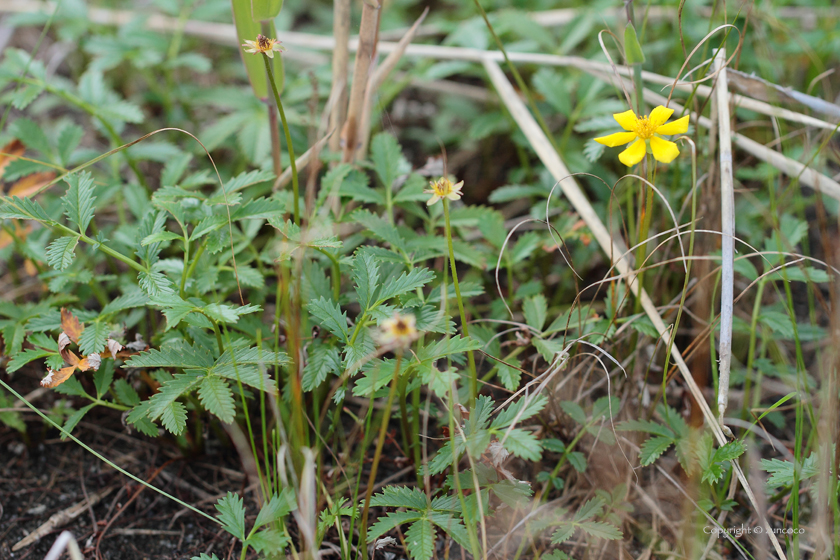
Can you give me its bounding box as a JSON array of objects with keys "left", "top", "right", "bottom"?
[
  {"left": 613, "top": 110, "right": 638, "bottom": 131},
  {"left": 618, "top": 138, "right": 647, "bottom": 166},
  {"left": 594, "top": 131, "right": 637, "bottom": 147},
  {"left": 264, "top": 50, "right": 275, "bottom": 59},
  {"left": 654, "top": 114, "right": 690, "bottom": 136},
  {"left": 427, "top": 194, "right": 441, "bottom": 206},
  {"left": 650, "top": 136, "right": 680, "bottom": 163},
  {"left": 649, "top": 105, "right": 674, "bottom": 128}
]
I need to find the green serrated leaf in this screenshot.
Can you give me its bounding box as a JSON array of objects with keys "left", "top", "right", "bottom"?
[
  {"left": 573, "top": 498, "right": 604, "bottom": 522},
  {"left": 254, "top": 488, "right": 297, "bottom": 530},
  {"left": 551, "top": 523, "right": 575, "bottom": 544},
  {"left": 46, "top": 235, "right": 79, "bottom": 271},
  {"left": 146, "top": 371, "right": 205, "bottom": 428},
  {"left": 377, "top": 267, "right": 436, "bottom": 303},
  {"left": 79, "top": 321, "right": 109, "bottom": 356},
  {"left": 578, "top": 520, "right": 623, "bottom": 540},
  {"left": 353, "top": 250, "right": 380, "bottom": 311},
  {"left": 198, "top": 376, "right": 235, "bottom": 423},
  {"left": 124, "top": 342, "right": 214, "bottom": 369},
  {"left": 370, "top": 132, "right": 404, "bottom": 189},
  {"left": 616, "top": 419, "right": 675, "bottom": 438},
  {"left": 713, "top": 440, "right": 746, "bottom": 463},
  {"left": 113, "top": 378, "right": 140, "bottom": 406},
  {"left": 6, "top": 348, "right": 54, "bottom": 373},
  {"left": 568, "top": 451, "right": 586, "bottom": 473},
  {"left": 307, "top": 297, "right": 349, "bottom": 342},
  {"left": 523, "top": 294, "right": 547, "bottom": 331},
  {"left": 142, "top": 231, "right": 183, "bottom": 246},
  {"left": 639, "top": 436, "right": 673, "bottom": 466},
  {"left": 159, "top": 400, "right": 188, "bottom": 435},
  {"left": 367, "top": 510, "right": 422, "bottom": 543},
  {"left": 62, "top": 172, "right": 97, "bottom": 233},
  {"left": 302, "top": 343, "right": 341, "bottom": 391},
  {"left": 370, "top": 486, "right": 429, "bottom": 510},
  {"left": 93, "top": 361, "right": 114, "bottom": 398},
  {"left": 491, "top": 394, "right": 548, "bottom": 429},
  {"left": 215, "top": 492, "right": 246, "bottom": 540},
  {"left": 405, "top": 518, "right": 435, "bottom": 560},
  {"left": 352, "top": 209, "right": 406, "bottom": 251},
  {"left": 501, "top": 428, "right": 542, "bottom": 461},
  {"left": 138, "top": 270, "right": 175, "bottom": 297}
]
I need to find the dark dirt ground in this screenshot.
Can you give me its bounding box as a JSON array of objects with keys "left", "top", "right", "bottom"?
[{"left": 0, "top": 384, "right": 252, "bottom": 560}]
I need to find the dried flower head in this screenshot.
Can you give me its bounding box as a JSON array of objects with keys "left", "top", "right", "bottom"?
[
  {"left": 242, "top": 34, "right": 285, "bottom": 59},
  {"left": 425, "top": 177, "right": 464, "bottom": 206},
  {"left": 594, "top": 105, "right": 689, "bottom": 166},
  {"left": 377, "top": 312, "right": 418, "bottom": 347}
]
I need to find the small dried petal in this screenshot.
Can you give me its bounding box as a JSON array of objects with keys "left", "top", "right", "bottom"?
[
  {"left": 58, "top": 332, "right": 71, "bottom": 352},
  {"left": 126, "top": 333, "right": 148, "bottom": 352},
  {"left": 86, "top": 353, "right": 102, "bottom": 371},
  {"left": 487, "top": 440, "right": 509, "bottom": 467},
  {"left": 106, "top": 339, "right": 123, "bottom": 359},
  {"left": 374, "top": 537, "right": 397, "bottom": 550}
]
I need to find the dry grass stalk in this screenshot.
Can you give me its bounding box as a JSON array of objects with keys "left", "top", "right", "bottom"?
[
  {"left": 714, "top": 49, "right": 736, "bottom": 431},
  {"left": 483, "top": 58, "right": 788, "bottom": 560},
  {"left": 328, "top": 0, "right": 351, "bottom": 159},
  {"left": 12, "top": 486, "right": 115, "bottom": 551},
  {"left": 357, "top": 7, "right": 429, "bottom": 159},
  {"left": 341, "top": 0, "right": 381, "bottom": 163}
]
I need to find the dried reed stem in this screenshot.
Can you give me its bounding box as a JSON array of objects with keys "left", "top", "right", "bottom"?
[
  {"left": 714, "top": 49, "right": 735, "bottom": 431},
  {"left": 341, "top": 0, "right": 381, "bottom": 163},
  {"left": 328, "top": 0, "right": 350, "bottom": 158}
]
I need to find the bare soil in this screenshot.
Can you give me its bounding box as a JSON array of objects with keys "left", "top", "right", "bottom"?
[{"left": 0, "top": 383, "right": 249, "bottom": 560}]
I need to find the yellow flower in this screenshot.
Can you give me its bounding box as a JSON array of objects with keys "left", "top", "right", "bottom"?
[
  {"left": 425, "top": 177, "right": 464, "bottom": 206},
  {"left": 594, "top": 106, "right": 690, "bottom": 166},
  {"left": 242, "top": 34, "right": 285, "bottom": 58},
  {"left": 378, "top": 312, "right": 418, "bottom": 347}
]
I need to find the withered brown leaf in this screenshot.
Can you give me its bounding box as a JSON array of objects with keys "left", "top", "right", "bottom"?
[
  {"left": 8, "top": 171, "right": 56, "bottom": 198},
  {"left": 60, "top": 308, "right": 84, "bottom": 344}
]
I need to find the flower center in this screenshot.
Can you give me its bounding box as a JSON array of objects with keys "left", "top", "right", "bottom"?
[
  {"left": 394, "top": 320, "right": 411, "bottom": 335},
  {"left": 633, "top": 116, "right": 657, "bottom": 139},
  {"left": 257, "top": 35, "right": 272, "bottom": 50},
  {"left": 431, "top": 179, "right": 452, "bottom": 196}
]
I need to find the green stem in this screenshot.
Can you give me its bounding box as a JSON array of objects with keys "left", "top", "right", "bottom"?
[
  {"left": 210, "top": 319, "right": 225, "bottom": 354},
  {"left": 743, "top": 279, "right": 767, "bottom": 416},
  {"left": 661, "top": 139, "right": 698, "bottom": 387},
  {"left": 398, "top": 371, "right": 412, "bottom": 466},
  {"left": 315, "top": 247, "right": 342, "bottom": 302},
  {"left": 49, "top": 222, "right": 146, "bottom": 273},
  {"left": 632, "top": 157, "right": 655, "bottom": 315},
  {"left": 180, "top": 236, "right": 190, "bottom": 299},
  {"left": 359, "top": 352, "right": 403, "bottom": 560},
  {"left": 443, "top": 199, "right": 478, "bottom": 405},
  {"left": 262, "top": 54, "right": 300, "bottom": 226},
  {"left": 182, "top": 241, "right": 207, "bottom": 286}
]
